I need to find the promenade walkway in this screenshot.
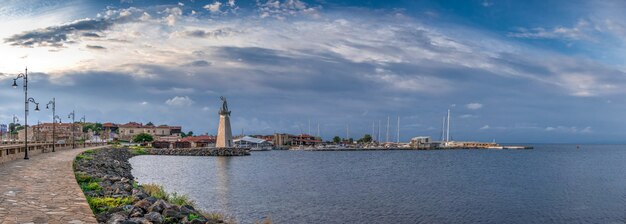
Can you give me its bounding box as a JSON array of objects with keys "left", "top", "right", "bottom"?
[{"left": 0, "top": 147, "right": 104, "bottom": 224}]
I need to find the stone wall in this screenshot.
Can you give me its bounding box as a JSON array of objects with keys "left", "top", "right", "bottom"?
[
  {"left": 146, "top": 147, "right": 250, "bottom": 156},
  {"left": 0, "top": 142, "right": 106, "bottom": 164}
]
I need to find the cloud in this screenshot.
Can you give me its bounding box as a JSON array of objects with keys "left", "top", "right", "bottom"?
[
  {"left": 545, "top": 126, "right": 592, "bottom": 133},
  {"left": 186, "top": 60, "right": 211, "bottom": 67},
  {"left": 466, "top": 103, "right": 483, "bottom": 110},
  {"left": 175, "top": 28, "right": 238, "bottom": 38},
  {"left": 3, "top": 7, "right": 149, "bottom": 48},
  {"left": 479, "top": 125, "right": 490, "bottom": 130},
  {"left": 165, "top": 96, "right": 194, "bottom": 106},
  {"left": 86, "top": 45, "right": 106, "bottom": 50},
  {"left": 257, "top": 0, "right": 322, "bottom": 19},
  {"left": 482, "top": 1, "right": 493, "bottom": 7},
  {"left": 204, "top": 2, "right": 223, "bottom": 13}
]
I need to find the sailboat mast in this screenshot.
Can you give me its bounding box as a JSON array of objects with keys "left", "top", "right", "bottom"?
[
  {"left": 441, "top": 116, "right": 446, "bottom": 141},
  {"left": 378, "top": 120, "right": 381, "bottom": 142},
  {"left": 386, "top": 116, "right": 390, "bottom": 143},
  {"left": 397, "top": 116, "right": 400, "bottom": 143},
  {"left": 446, "top": 109, "right": 451, "bottom": 142}
]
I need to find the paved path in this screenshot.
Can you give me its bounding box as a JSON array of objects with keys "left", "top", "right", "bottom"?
[{"left": 0, "top": 147, "right": 105, "bottom": 224}]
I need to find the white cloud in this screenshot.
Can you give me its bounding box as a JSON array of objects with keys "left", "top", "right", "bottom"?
[
  {"left": 479, "top": 125, "right": 490, "bottom": 130},
  {"left": 466, "top": 103, "right": 483, "bottom": 110},
  {"left": 165, "top": 96, "right": 194, "bottom": 106},
  {"left": 228, "top": 0, "right": 236, "bottom": 7},
  {"left": 204, "top": 1, "right": 222, "bottom": 13},
  {"left": 545, "top": 126, "right": 592, "bottom": 133},
  {"left": 460, "top": 114, "right": 477, "bottom": 119},
  {"left": 141, "top": 101, "right": 148, "bottom": 105}
]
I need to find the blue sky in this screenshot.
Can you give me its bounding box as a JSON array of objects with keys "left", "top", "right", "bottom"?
[{"left": 1, "top": 0, "right": 626, "bottom": 143}]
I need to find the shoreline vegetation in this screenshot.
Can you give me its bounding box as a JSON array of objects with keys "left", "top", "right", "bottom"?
[{"left": 73, "top": 147, "right": 236, "bottom": 224}]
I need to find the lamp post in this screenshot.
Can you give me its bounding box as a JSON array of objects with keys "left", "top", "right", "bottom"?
[
  {"left": 11, "top": 115, "right": 19, "bottom": 142},
  {"left": 79, "top": 115, "right": 86, "bottom": 148},
  {"left": 12, "top": 68, "right": 40, "bottom": 160},
  {"left": 68, "top": 110, "right": 75, "bottom": 149},
  {"left": 46, "top": 98, "right": 57, "bottom": 152}
]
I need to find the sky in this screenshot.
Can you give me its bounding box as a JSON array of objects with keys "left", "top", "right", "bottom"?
[{"left": 1, "top": 0, "right": 626, "bottom": 143}]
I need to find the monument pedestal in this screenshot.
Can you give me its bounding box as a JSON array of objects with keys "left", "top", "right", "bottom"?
[{"left": 216, "top": 114, "right": 232, "bottom": 148}]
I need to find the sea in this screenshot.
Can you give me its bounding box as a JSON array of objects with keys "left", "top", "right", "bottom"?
[{"left": 129, "top": 144, "right": 626, "bottom": 224}]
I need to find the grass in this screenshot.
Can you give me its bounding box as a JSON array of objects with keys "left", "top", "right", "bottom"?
[
  {"left": 87, "top": 196, "right": 134, "bottom": 213},
  {"left": 142, "top": 183, "right": 196, "bottom": 207},
  {"left": 76, "top": 154, "right": 93, "bottom": 160},
  {"left": 75, "top": 172, "right": 97, "bottom": 183},
  {"left": 129, "top": 146, "right": 149, "bottom": 155},
  {"left": 142, "top": 183, "right": 169, "bottom": 200},
  {"left": 188, "top": 213, "right": 201, "bottom": 221}
]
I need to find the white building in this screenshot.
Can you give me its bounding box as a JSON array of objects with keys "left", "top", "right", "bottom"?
[{"left": 234, "top": 136, "right": 273, "bottom": 150}]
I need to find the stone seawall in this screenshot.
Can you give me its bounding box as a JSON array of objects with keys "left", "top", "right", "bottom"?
[{"left": 147, "top": 147, "right": 250, "bottom": 156}]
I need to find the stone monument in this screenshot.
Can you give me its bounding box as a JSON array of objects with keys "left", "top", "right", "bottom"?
[{"left": 216, "top": 96, "right": 233, "bottom": 148}]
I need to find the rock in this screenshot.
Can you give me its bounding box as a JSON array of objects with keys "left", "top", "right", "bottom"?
[
  {"left": 107, "top": 211, "right": 129, "bottom": 224},
  {"left": 129, "top": 207, "right": 144, "bottom": 218},
  {"left": 162, "top": 206, "right": 183, "bottom": 219},
  {"left": 133, "top": 199, "right": 152, "bottom": 212},
  {"left": 122, "top": 205, "right": 134, "bottom": 212},
  {"left": 127, "top": 217, "right": 151, "bottom": 224},
  {"left": 144, "top": 212, "right": 164, "bottom": 224},
  {"left": 132, "top": 188, "right": 148, "bottom": 201},
  {"left": 148, "top": 199, "right": 167, "bottom": 213},
  {"left": 179, "top": 205, "right": 192, "bottom": 216}
]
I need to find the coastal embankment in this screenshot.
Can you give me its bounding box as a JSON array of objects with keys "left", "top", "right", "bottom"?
[{"left": 73, "top": 147, "right": 235, "bottom": 223}]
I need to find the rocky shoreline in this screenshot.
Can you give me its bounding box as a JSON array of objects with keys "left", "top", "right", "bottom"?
[{"left": 73, "top": 147, "right": 231, "bottom": 224}]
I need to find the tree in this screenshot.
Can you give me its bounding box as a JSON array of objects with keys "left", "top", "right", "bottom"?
[
  {"left": 333, "top": 136, "right": 341, "bottom": 143},
  {"left": 187, "top": 131, "right": 194, "bottom": 137},
  {"left": 83, "top": 122, "right": 103, "bottom": 134},
  {"left": 358, "top": 134, "right": 373, "bottom": 143},
  {"left": 133, "top": 133, "right": 154, "bottom": 143},
  {"left": 146, "top": 121, "right": 154, "bottom": 126}
]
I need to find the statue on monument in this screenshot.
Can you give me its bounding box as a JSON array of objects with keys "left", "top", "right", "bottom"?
[{"left": 219, "top": 96, "right": 230, "bottom": 115}]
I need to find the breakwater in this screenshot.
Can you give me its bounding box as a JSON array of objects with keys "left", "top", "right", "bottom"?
[
  {"left": 73, "top": 147, "right": 233, "bottom": 223},
  {"left": 146, "top": 147, "right": 250, "bottom": 156}
]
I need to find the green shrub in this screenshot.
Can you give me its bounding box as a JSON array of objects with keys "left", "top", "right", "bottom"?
[
  {"left": 83, "top": 149, "right": 95, "bottom": 154},
  {"left": 81, "top": 182, "right": 102, "bottom": 192},
  {"left": 75, "top": 172, "right": 94, "bottom": 183},
  {"left": 87, "top": 196, "right": 134, "bottom": 213}
]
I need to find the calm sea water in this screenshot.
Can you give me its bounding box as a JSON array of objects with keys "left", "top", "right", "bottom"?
[{"left": 129, "top": 145, "right": 626, "bottom": 224}]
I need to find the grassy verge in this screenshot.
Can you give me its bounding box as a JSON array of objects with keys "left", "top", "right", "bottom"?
[
  {"left": 141, "top": 183, "right": 196, "bottom": 207},
  {"left": 129, "top": 146, "right": 149, "bottom": 155}
]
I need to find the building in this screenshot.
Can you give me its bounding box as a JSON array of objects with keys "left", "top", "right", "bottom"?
[
  {"left": 410, "top": 136, "right": 432, "bottom": 149},
  {"left": 234, "top": 136, "right": 273, "bottom": 149},
  {"left": 291, "top": 134, "right": 322, "bottom": 146},
  {"left": 116, "top": 122, "right": 182, "bottom": 141},
  {"left": 180, "top": 135, "right": 216, "bottom": 148},
  {"left": 18, "top": 123, "right": 83, "bottom": 143},
  {"left": 273, "top": 133, "right": 294, "bottom": 146}
]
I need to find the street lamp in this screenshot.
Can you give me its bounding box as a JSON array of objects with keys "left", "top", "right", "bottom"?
[
  {"left": 68, "top": 110, "right": 75, "bottom": 149},
  {"left": 12, "top": 67, "right": 40, "bottom": 160},
  {"left": 80, "top": 115, "right": 86, "bottom": 148},
  {"left": 46, "top": 98, "right": 57, "bottom": 152}
]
